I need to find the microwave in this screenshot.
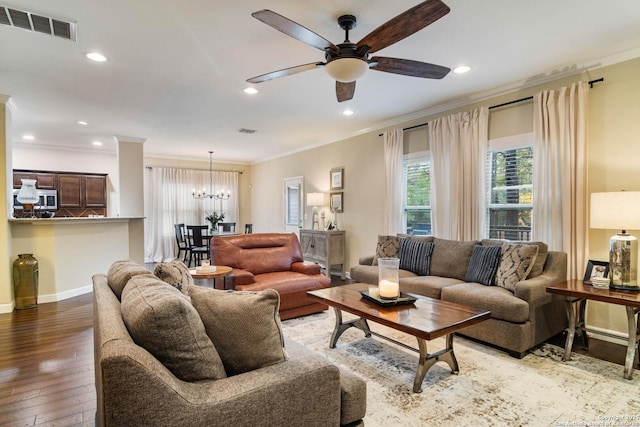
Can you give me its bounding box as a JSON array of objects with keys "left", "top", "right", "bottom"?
[{"left": 13, "top": 189, "right": 58, "bottom": 210}]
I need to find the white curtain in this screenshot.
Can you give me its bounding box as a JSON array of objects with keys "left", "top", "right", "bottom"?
[
  {"left": 532, "top": 81, "right": 588, "bottom": 280},
  {"left": 145, "top": 167, "right": 239, "bottom": 262},
  {"left": 383, "top": 129, "right": 404, "bottom": 235},
  {"left": 429, "top": 108, "right": 489, "bottom": 240}
]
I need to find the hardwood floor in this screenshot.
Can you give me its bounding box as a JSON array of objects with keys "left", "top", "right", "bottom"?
[
  {"left": 0, "top": 293, "right": 95, "bottom": 427},
  {"left": 0, "top": 288, "right": 633, "bottom": 427}
]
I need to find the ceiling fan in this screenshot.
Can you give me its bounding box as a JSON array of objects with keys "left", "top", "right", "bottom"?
[{"left": 246, "top": 0, "right": 452, "bottom": 102}]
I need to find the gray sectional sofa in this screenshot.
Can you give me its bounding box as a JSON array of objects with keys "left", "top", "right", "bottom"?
[{"left": 350, "top": 236, "right": 568, "bottom": 358}]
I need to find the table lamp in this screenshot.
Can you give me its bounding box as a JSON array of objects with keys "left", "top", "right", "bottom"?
[
  {"left": 590, "top": 191, "right": 640, "bottom": 290},
  {"left": 306, "top": 192, "right": 324, "bottom": 230}
]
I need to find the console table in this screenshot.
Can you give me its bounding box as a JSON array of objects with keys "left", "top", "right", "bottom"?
[
  {"left": 299, "top": 229, "right": 346, "bottom": 279},
  {"left": 546, "top": 280, "right": 640, "bottom": 380}
]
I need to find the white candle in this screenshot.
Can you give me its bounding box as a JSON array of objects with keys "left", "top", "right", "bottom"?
[{"left": 379, "top": 279, "right": 399, "bottom": 299}]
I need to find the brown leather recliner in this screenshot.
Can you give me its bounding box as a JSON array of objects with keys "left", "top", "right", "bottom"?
[{"left": 210, "top": 233, "right": 330, "bottom": 320}]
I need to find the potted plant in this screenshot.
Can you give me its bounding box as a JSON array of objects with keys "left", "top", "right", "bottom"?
[{"left": 205, "top": 211, "right": 225, "bottom": 232}]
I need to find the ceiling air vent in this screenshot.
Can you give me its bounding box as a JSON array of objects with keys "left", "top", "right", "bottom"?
[
  {"left": 0, "top": 5, "right": 76, "bottom": 41},
  {"left": 238, "top": 128, "right": 257, "bottom": 134}
]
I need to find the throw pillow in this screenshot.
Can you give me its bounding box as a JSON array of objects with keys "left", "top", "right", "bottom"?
[
  {"left": 465, "top": 245, "right": 502, "bottom": 286},
  {"left": 482, "top": 239, "right": 549, "bottom": 279},
  {"left": 106, "top": 259, "right": 151, "bottom": 299},
  {"left": 154, "top": 259, "right": 193, "bottom": 296},
  {"left": 121, "top": 275, "right": 227, "bottom": 382},
  {"left": 495, "top": 243, "right": 539, "bottom": 292},
  {"left": 372, "top": 235, "right": 400, "bottom": 266},
  {"left": 398, "top": 238, "right": 434, "bottom": 275},
  {"left": 189, "top": 286, "right": 287, "bottom": 376}
]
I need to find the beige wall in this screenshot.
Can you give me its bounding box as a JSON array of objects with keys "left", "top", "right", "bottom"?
[{"left": 251, "top": 57, "right": 640, "bottom": 338}]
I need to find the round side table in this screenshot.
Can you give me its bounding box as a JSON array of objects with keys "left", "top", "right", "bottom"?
[{"left": 189, "top": 266, "right": 233, "bottom": 289}]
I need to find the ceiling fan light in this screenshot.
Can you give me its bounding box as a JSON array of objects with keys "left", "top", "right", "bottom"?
[{"left": 325, "top": 58, "right": 368, "bottom": 83}]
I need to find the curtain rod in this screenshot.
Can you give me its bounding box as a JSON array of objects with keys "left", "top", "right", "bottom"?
[
  {"left": 379, "top": 77, "right": 604, "bottom": 136},
  {"left": 145, "top": 166, "right": 243, "bottom": 174}
]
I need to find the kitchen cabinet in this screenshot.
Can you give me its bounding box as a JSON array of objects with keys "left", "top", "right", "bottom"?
[
  {"left": 58, "top": 173, "right": 107, "bottom": 208},
  {"left": 13, "top": 171, "right": 56, "bottom": 189},
  {"left": 300, "top": 229, "right": 346, "bottom": 279}
]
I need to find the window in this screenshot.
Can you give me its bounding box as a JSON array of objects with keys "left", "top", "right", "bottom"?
[
  {"left": 486, "top": 134, "right": 533, "bottom": 241},
  {"left": 403, "top": 151, "right": 432, "bottom": 235}
]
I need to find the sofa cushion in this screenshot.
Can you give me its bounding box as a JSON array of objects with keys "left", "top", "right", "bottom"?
[
  {"left": 121, "top": 274, "right": 227, "bottom": 382},
  {"left": 398, "top": 239, "right": 434, "bottom": 276},
  {"left": 190, "top": 286, "right": 288, "bottom": 376},
  {"left": 495, "top": 243, "right": 539, "bottom": 292},
  {"left": 350, "top": 265, "right": 418, "bottom": 286},
  {"left": 482, "top": 239, "right": 548, "bottom": 279},
  {"left": 429, "top": 238, "right": 479, "bottom": 280},
  {"left": 106, "top": 259, "right": 151, "bottom": 299},
  {"left": 372, "top": 235, "right": 400, "bottom": 266},
  {"left": 399, "top": 275, "right": 464, "bottom": 299},
  {"left": 441, "top": 282, "right": 530, "bottom": 323},
  {"left": 465, "top": 245, "right": 502, "bottom": 286},
  {"left": 153, "top": 259, "right": 193, "bottom": 295}
]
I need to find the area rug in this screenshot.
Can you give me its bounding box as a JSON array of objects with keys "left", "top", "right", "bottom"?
[{"left": 282, "top": 312, "right": 640, "bottom": 427}]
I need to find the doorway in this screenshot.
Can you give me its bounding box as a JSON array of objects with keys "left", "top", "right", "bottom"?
[{"left": 283, "top": 176, "right": 303, "bottom": 235}]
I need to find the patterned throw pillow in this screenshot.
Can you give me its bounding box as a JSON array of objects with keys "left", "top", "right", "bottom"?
[
  {"left": 465, "top": 245, "right": 502, "bottom": 286},
  {"left": 121, "top": 275, "right": 227, "bottom": 382},
  {"left": 190, "top": 286, "right": 288, "bottom": 376},
  {"left": 154, "top": 259, "right": 194, "bottom": 296},
  {"left": 398, "top": 239, "right": 434, "bottom": 276},
  {"left": 372, "top": 235, "right": 400, "bottom": 266},
  {"left": 495, "top": 243, "right": 539, "bottom": 292}
]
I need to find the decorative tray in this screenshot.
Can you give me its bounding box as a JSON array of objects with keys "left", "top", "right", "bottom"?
[
  {"left": 359, "top": 290, "right": 417, "bottom": 306},
  {"left": 195, "top": 266, "right": 217, "bottom": 273}
]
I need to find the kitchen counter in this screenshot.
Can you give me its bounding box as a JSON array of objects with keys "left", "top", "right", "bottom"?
[{"left": 9, "top": 216, "right": 144, "bottom": 224}]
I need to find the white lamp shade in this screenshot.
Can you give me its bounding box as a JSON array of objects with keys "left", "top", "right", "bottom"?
[
  {"left": 325, "top": 58, "right": 368, "bottom": 83},
  {"left": 590, "top": 192, "right": 640, "bottom": 230},
  {"left": 306, "top": 192, "right": 325, "bottom": 207},
  {"left": 16, "top": 179, "right": 39, "bottom": 204}
]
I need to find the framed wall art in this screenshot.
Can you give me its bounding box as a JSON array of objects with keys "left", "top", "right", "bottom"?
[
  {"left": 330, "top": 167, "right": 344, "bottom": 190},
  {"left": 583, "top": 260, "right": 609, "bottom": 284},
  {"left": 330, "top": 192, "right": 343, "bottom": 213}
]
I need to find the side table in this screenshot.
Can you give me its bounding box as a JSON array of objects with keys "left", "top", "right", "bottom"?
[
  {"left": 189, "top": 266, "right": 233, "bottom": 290},
  {"left": 546, "top": 279, "right": 640, "bottom": 380}
]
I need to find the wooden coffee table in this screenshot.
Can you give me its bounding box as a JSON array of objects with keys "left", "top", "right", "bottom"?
[{"left": 307, "top": 283, "right": 490, "bottom": 392}]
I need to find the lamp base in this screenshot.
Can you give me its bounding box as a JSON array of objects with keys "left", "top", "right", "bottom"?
[{"left": 609, "top": 232, "right": 638, "bottom": 287}]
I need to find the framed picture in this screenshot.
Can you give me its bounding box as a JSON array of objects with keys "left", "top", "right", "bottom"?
[
  {"left": 330, "top": 167, "right": 344, "bottom": 190},
  {"left": 330, "top": 192, "right": 343, "bottom": 213},
  {"left": 583, "top": 260, "right": 609, "bottom": 284}
]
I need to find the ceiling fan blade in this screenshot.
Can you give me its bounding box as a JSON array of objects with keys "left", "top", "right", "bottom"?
[
  {"left": 252, "top": 10, "right": 337, "bottom": 51},
  {"left": 247, "top": 62, "right": 324, "bottom": 84},
  {"left": 336, "top": 81, "right": 355, "bottom": 102},
  {"left": 357, "top": 0, "right": 450, "bottom": 54},
  {"left": 370, "top": 56, "right": 450, "bottom": 79}
]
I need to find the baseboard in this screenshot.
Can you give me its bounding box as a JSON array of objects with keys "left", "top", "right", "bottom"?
[
  {"left": 587, "top": 325, "right": 629, "bottom": 347},
  {"left": 0, "top": 301, "right": 16, "bottom": 314},
  {"left": 38, "top": 285, "right": 93, "bottom": 304}
]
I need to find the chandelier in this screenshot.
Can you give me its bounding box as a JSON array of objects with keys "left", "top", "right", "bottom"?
[{"left": 192, "top": 151, "right": 231, "bottom": 200}]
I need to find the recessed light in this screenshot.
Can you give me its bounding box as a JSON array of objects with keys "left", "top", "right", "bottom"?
[
  {"left": 92, "top": 141, "right": 103, "bottom": 146},
  {"left": 22, "top": 134, "right": 35, "bottom": 141},
  {"left": 77, "top": 121, "right": 88, "bottom": 125},
  {"left": 243, "top": 87, "right": 258, "bottom": 95},
  {"left": 86, "top": 52, "right": 107, "bottom": 62},
  {"left": 342, "top": 108, "right": 355, "bottom": 116},
  {"left": 453, "top": 65, "right": 471, "bottom": 74}
]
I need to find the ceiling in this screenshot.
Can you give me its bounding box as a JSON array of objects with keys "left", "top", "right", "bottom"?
[{"left": 2, "top": 0, "right": 640, "bottom": 164}]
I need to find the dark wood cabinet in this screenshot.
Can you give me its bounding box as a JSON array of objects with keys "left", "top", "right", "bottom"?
[
  {"left": 58, "top": 173, "right": 107, "bottom": 208},
  {"left": 13, "top": 171, "right": 56, "bottom": 189},
  {"left": 57, "top": 174, "right": 83, "bottom": 207},
  {"left": 12, "top": 169, "right": 107, "bottom": 216}
]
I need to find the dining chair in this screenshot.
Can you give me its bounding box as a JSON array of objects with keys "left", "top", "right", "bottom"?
[
  {"left": 218, "top": 222, "right": 236, "bottom": 233},
  {"left": 244, "top": 223, "right": 253, "bottom": 234},
  {"left": 186, "top": 225, "right": 210, "bottom": 267},
  {"left": 174, "top": 223, "right": 190, "bottom": 262}
]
